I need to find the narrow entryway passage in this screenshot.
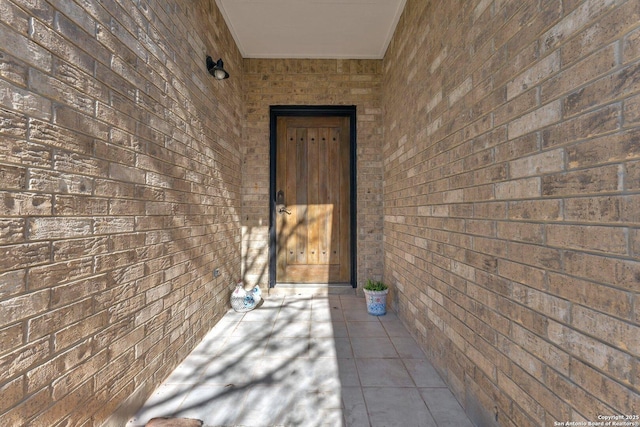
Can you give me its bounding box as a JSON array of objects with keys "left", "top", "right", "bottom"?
[{"left": 127, "top": 295, "right": 474, "bottom": 427}]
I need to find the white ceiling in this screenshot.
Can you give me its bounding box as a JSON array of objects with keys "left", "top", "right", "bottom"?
[{"left": 215, "top": 0, "right": 407, "bottom": 59}]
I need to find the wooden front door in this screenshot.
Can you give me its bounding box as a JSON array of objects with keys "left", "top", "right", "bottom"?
[{"left": 275, "top": 116, "right": 351, "bottom": 284}]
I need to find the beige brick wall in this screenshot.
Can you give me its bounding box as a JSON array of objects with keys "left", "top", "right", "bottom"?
[
  {"left": 242, "top": 59, "right": 384, "bottom": 288},
  {"left": 3, "top": 0, "right": 638, "bottom": 424},
  {"left": 383, "top": 0, "right": 640, "bottom": 425},
  {"left": 0, "top": 0, "right": 243, "bottom": 424}
]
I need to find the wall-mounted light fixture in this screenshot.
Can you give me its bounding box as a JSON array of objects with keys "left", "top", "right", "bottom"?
[{"left": 206, "top": 55, "right": 229, "bottom": 80}]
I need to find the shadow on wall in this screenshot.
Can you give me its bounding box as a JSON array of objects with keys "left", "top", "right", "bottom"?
[
  {"left": 95, "top": 71, "right": 245, "bottom": 424},
  {"left": 0, "top": 2, "right": 249, "bottom": 426},
  {"left": 121, "top": 208, "right": 340, "bottom": 423}
]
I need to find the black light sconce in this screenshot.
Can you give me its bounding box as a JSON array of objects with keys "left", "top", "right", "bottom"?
[{"left": 206, "top": 55, "right": 229, "bottom": 80}]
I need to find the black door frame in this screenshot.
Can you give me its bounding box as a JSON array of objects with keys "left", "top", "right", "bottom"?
[{"left": 269, "top": 105, "right": 357, "bottom": 288}]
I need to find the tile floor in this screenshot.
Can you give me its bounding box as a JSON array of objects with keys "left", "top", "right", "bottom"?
[{"left": 127, "top": 294, "right": 474, "bottom": 427}]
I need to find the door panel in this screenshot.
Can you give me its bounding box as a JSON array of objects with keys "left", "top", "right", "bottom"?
[{"left": 276, "top": 116, "right": 351, "bottom": 283}]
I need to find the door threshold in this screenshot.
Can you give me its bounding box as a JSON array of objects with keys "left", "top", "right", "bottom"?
[{"left": 269, "top": 283, "right": 356, "bottom": 296}]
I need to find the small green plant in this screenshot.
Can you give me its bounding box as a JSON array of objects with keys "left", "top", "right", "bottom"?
[{"left": 364, "top": 279, "right": 388, "bottom": 291}]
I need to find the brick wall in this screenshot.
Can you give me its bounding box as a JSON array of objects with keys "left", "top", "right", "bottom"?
[
  {"left": 383, "top": 0, "right": 640, "bottom": 425},
  {"left": 242, "top": 59, "right": 384, "bottom": 288},
  {"left": 0, "top": 0, "right": 243, "bottom": 425}
]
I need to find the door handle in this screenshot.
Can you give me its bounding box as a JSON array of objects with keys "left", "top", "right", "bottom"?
[
  {"left": 279, "top": 206, "right": 291, "bottom": 215},
  {"left": 276, "top": 190, "right": 290, "bottom": 214}
]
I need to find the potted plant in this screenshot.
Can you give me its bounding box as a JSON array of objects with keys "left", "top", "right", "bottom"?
[{"left": 363, "top": 279, "right": 389, "bottom": 316}]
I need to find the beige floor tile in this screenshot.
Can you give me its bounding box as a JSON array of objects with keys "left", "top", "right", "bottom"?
[{"left": 128, "top": 294, "right": 473, "bottom": 427}]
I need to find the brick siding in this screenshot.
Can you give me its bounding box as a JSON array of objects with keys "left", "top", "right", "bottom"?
[
  {"left": 383, "top": 0, "right": 640, "bottom": 425},
  {"left": 0, "top": 0, "right": 243, "bottom": 424},
  {"left": 1, "top": 0, "right": 639, "bottom": 425},
  {"left": 242, "top": 59, "right": 385, "bottom": 288}
]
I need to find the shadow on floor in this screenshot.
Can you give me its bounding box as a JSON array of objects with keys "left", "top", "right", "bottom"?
[{"left": 126, "top": 294, "right": 474, "bottom": 427}]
